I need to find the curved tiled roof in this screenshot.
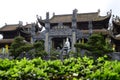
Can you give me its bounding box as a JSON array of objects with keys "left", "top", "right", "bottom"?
[
  {"left": 0, "top": 24, "right": 19, "bottom": 31},
  {"left": 38, "top": 11, "right": 111, "bottom": 25},
  {"left": 50, "top": 12, "right": 111, "bottom": 23},
  {"left": 81, "top": 29, "right": 109, "bottom": 35},
  {"left": 0, "top": 39, "right": 14, "bottom": 44}
]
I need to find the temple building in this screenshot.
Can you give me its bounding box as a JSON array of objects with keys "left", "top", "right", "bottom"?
[
  {"left": 0, "top": 22, "right": 41, "bottom": 49},
  {"left": 35, "top": 9, "right": 112, "bottom": 53},
  {"left": 0, "top": 24, "right": 20, "bottom": 48}
]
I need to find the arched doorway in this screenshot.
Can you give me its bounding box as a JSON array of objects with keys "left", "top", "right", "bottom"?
[{"left": 52, "top": 37, "right": 71, "bottom": 49}]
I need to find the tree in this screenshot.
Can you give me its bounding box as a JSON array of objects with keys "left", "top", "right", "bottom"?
[
  {"left": 9, "top": 36, "right": 33, "bottom": 59},
  {"left": 10, "top": 36, "right": 48, "bottom": 59},
  {"left": 33, "top": 40, "right": 47, "bottom": 59},
  {"left": 74, "top": 34, "right": 113, "bottom": 58}
]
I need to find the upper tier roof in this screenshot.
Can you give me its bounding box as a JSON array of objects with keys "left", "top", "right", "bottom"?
[
  {"left": 50, "top": 12, "right": 110, "bottom": 23},
  {"left": 38, "top": 10, "right": 111, "bottom": 26},
  {"left": 0, "top": 24, "right": 19, "bottom": 32},
  {"left": 23, "top": 24, "right": 32, "bottom": 28}
]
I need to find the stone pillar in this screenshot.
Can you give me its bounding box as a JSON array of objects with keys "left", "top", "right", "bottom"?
[
  {"left": 72, "top": 9, "right": 77, "bottom": 31},
  {"left": 45, "top": 32, "right": 49, "bottom": 52},
  {"left": 45, "top": 12, "right": 50, "bottom": 53},
  {"left": 71, "top": 9, "right": 77, "bottom": 52},
  {"left": 72, "top": 32, "right": 76, "bottom": 52},
  {"left": 45, "top": 12, "right": 50, "bottom": 32}
]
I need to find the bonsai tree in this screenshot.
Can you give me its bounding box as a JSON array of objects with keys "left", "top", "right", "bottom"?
[
  {"left": 9, "top": 36, "right": 33, "bottom": 59},
  {"left": 74, "top": 34, "right": 113, "bottom": 58},
  {"left": 10, "top": 36, "right": 47, "bottom": 59}
]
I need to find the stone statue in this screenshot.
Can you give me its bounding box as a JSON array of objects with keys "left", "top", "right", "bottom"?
[
  {"left": 64, "top": 37, "right": 70, "bottom": 50},
  {"left": 60, "top": 38, "right": 70, "bottom": 60}
]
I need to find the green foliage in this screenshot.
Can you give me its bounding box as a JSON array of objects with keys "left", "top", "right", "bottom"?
[
  {"left": 16, "top": 44, "right": 33, "bottom": 55},
  {"left": 50, "top": 49, "right": 60, "bottom": 60},
  {"left": 33, "top": 41, "right": 47, "bottom": 58},
  {"left": 33, "top": 41, "right": 44, "bottom": 51},
  {"left": 10, "top": 36, "right": 26, "bottom": 58},
  {"left": 75, "top": 34, "right": 113, "bottom": 57},
  {"left": 10, "top": 37, "right": 46, "bottom": 59},
  {"left": 0, "top": 57, "right": 120, "bottom": 80}
]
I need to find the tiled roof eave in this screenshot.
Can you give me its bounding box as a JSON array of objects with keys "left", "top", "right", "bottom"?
[
  {"left": 0, "top": 39, "right": 14, "bottom": 44},
  {"left": 81, "top": 29, "right": 109, "bottom": 34},
  {"left": 0, "top": 30, "right": 17, "bottom": 34}
]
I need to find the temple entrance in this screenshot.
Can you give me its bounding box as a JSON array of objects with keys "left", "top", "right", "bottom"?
[
  {"left": 52, "top": 37, "right": 66, "bottom": 49},
  {"left": 52, "top": 37, "right": 71, "bottom": 49}
]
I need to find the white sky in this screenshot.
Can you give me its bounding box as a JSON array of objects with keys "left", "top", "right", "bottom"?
[{"left": 0, "top": 0, "right": 120, "bottom": 27}]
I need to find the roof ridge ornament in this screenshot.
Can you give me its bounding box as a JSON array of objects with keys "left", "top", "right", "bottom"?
[
  {"left": 46, "top": 12, "right": 49, "bottom": 21},
  {"left": 107, "top": 9, "right": 112, "bottom": 15},
  {"left": 36, "top": 15, "right": 42, "bottom": 21},
  {"left": 18, "top": 21, "right": 23, "bottom": 27},
  {"left": 98, "top": 9, "right": 100, "bottom": 14},
  {"left": 72, "top": 9, "right": 77, "bottom": 31},
  {"left": 73, "top": 9, "right": 78, "bottom": 13},
  {"left": 97, "top": 9, "right": 100, "bottom": 16},
  {"left": 45, "top": 12, "right": 50, "bottom": 31},
  {"left": 110, "top": 9, "right": 112, "bottom": 14},
  {"left": 5, "top": 23, "right": 7, "bottom": 26},
  {"left": 53, "top": 12, "right": 55, "bottom": 16},
  {"left": 72, "top": 9, "right": 78, "bottom": 20}
]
